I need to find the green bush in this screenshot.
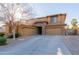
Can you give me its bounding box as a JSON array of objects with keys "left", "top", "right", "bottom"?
[
  {"left": 8, "top": 32, "right": 21, "bottom": 38},
  {"left": 0, "top": 36, "right": 7, "bottom": 45},
  {"left": 0, "top": 33, "right": 5, "bottom": 36}
]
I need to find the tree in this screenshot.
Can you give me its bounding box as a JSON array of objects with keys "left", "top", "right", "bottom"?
[
  {"left": 71, "top": 18, "right": 78, "bottom": 35},
  {"left": 0, "top": 3, "right": 34, "bottom": 40},
  {"left": 71, "top": 18, "right": 78, "bottom": 30}
]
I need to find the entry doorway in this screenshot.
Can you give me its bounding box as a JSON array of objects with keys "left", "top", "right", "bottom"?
[{"left": 37, "top": 27, "right": 42, "bottom": 35}]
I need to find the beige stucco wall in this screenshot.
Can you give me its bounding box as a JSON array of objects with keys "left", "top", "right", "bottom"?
[
  {"left": 32, "top": 17, "right": 48, "bottom": 24},
  {"left": 57, "top": 14, "right": 66, "bottom": 24}
]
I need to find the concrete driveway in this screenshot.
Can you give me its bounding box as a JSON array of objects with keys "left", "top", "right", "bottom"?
[{"left": 0, "top": 35, "right": 71, "bottom": 55}]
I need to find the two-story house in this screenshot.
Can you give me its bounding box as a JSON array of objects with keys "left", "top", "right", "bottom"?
[{"left": 5, "top": 13, "right": 66, "bottom": 36}]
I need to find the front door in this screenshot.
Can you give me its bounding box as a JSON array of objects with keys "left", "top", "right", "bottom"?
[{"left": 37, "top": 27, "right": 42, "bottom": 35}]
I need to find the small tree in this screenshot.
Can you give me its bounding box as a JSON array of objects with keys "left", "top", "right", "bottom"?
[{"left": 71, "top": 18, "right": 78, "bottom": 35}]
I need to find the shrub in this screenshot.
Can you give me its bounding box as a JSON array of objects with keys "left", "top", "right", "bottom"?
[
  {"left": 0, "top": 36, "right": 7, "bottom": 45},
  {"left": 0, "top": 33, "right": 5, "bottom": 36}
]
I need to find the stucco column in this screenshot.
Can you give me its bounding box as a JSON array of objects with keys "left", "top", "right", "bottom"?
[{"left": 42, "top": 26, "right": 46, "bottom": 35}]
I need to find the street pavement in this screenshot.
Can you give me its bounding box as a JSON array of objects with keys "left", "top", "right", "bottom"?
[{"left": 0, "top": 35, "right": 71, "bottom": 55}]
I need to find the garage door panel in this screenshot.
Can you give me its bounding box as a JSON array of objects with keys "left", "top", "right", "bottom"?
[
  {"left": 46, "top": 28, "right": 62, "bottom": 35},
  {"left": 19, "top": 27, "right": 37, "bottom": 36}
]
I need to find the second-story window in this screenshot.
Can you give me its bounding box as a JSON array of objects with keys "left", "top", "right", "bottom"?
[{"left": 51, "top": 16, "right": 57, "bottom": 25}]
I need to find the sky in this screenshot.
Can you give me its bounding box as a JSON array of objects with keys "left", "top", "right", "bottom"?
[{"left": 30, "top": 3, "right": 79, "bottom": 25}]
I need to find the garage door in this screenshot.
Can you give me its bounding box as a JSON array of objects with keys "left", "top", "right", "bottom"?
[
  {"left": 19, "top": 26, "right": 37, "bottom": 36},
  {"left": 46, "top": 28, "right": 62, "bottom": 35}
]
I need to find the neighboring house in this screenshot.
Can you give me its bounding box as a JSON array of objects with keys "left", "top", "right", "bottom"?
[{"left": 5, "top": 13, "right": 66, "bottom": 36}]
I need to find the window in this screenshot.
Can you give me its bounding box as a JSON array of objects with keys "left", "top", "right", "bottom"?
[{"left": 51, "top": 16, "right": 57, "bottom": 25}]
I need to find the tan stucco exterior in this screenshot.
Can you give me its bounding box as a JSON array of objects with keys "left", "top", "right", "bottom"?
[{"left": 5, "top": 13, "right": 66, "bottom": 36}]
